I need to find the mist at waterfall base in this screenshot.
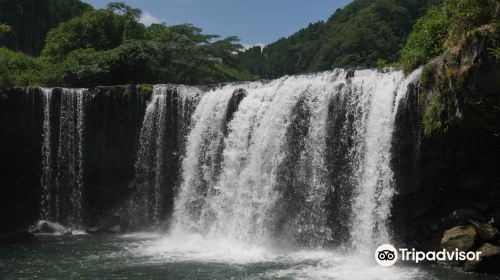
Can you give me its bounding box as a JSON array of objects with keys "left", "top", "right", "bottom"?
[{"left": 3, "top": 69, "right": 496, "bottom": 280}]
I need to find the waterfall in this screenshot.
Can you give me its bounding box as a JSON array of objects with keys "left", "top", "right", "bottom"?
[
  {"left": 40, "top": 88, "right": 88, "bottom": 226},
  {"left": 40, "top": 88, "right": 53, "bottom": 221},
  {"left": 172, "top": 69, "right": 421, "bottom": 249},
  {"left": 348, "top": 70, "right": 404, "bottom": 251},
  {"left": 129, "top": 85, "right": 201, "bottom": 228},
  {"left": 33, "top": 68, "right": 421, "bottom": 250}
]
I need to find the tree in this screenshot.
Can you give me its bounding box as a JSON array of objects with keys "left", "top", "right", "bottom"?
[
  {"left": 41, "top": 9, "right": 125, "bottom": 59},
  {"left": 1, "top": 2, "right": 256, "bottom": 87},
  {"left": 237, "top": 0, "right": 439, "bottom": 78},
  {"left": 0, "top": 0, "right": 91, "bottom": 55},
  {"left": 106, "top": 2, "right": 145, "bottom": 41},
  {"left": 400, "top": 0, "right": 500, "bottom": 71}
]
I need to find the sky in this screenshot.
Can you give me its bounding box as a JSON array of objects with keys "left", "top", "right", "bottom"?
[{"left": 82, "top": 0, "right": 352, "bottom": 47}]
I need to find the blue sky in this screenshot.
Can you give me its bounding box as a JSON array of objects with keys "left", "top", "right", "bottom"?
[{"left": 82, "top": 0, "right": 351, "bottom": 47}]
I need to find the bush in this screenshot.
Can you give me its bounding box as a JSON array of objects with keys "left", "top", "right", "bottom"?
[
  {"left": 2, "top": 2, "right": 256, "bottom": 87},
  {"left": 400, "top": 0, "right": 500, "bottom": 71},
  {"left": 0, "top": 48, "right": 41, "bottom": 88},
  {"left": 400, "top": 7, "right": 449, "bottom": 71},
  {"left": 42, "top": 9, "right": 126, "bottom": 59},
  {"left": 38, "top": 41, "right": 158, "bottom": 87}
]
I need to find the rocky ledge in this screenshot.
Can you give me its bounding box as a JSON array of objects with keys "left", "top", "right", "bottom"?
[{"left": 392, "top": 24, "right": 500, "bottom": 274}]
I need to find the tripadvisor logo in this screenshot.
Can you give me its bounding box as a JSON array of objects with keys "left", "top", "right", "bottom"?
[
  {"left": 375, "top": 244, "right": 398, "bottom": 267},
  {"left": 374, "top": 244, "right": 482, "bottom": 267}
]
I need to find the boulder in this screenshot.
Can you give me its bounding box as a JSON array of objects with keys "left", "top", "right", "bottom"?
[
  {"left": 469, "top": 220, "right": 498, "bottom": 241},
  {"left": 86, "top": 227, "right": 105, "bottom": 234},
  {"left": 107, "top": 225, "right": 122, "bottom": 234},
  {"left": 86, "top": 224, "right": 123, "bottom": 234},
  {"left": 87, "top": 212, "right": 127, "bottom": 234},
  {"left": 464, "top": 243, "right": 500, "bottom": 273},
  {"left": 441, "top": 226, "right": 476, "bottom": 252},
  {"left": 36, "top": 220, "right": 72, "bottom": 235}
]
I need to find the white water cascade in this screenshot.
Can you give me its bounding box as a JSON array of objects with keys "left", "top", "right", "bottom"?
[
  {"left": 170, "top": 69, "right": 422, "bottom": 251},
  {"left": 40, "top": 88, "right": 88, "bottom": 226},
  {"left": 129, "top": 85, "right": 201, "bottom": 228}
]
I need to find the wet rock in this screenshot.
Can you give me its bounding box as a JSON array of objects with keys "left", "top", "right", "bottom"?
[
  {"left": 469, "top": 220, "right": 498, "bottom": 241},
  {"left": 86, "top": 224, "right": 122, "bottom": 234},
  {"left": 464, "top": 243, "right": 500, "bottom": 273},
  {"left": 28, "top": 225, "right": 40, "bottom": 234},
  {"left": 391, "top": 25, "right": 500, "bottom": 252},
  {"left": 36, "top": 220, "right": 71, "bottom": 235},
  {"left": 223, "top": 88, "right": 247, "bottom": 136},
  {"left": 86, "top": 227, "right": 105, "bottom": 234},
  {"left": 38, "top": 221, "right": 56, "bottom": 233},
  {"left": 87, "top": 212, "right": 127, "bottom": 234},
  {"left": 441, "top": 226, "right": 476, "bottom": 252},
  {"left": 107, "top": 225, "right": 122, "bottom": 234}
]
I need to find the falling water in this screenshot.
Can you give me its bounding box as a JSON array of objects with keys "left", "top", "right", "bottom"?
[
  {"left": 173, "top": 69, "right": 421, "bottom": 250},
  {"left": 129, "top": 85, "right": 201, "bottom": 228},
  {"left": 40, "top": 88, "right": 88, "bottom": 226},
  {"left": 40, "top": 88, "right": 53, "bottom": 221},
  {"left": 348, "top": 70, "right": 404, "bottom": 252}
]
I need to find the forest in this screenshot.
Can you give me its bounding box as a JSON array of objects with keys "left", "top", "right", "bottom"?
[
  {"left": 0, "top": 0, "right": 257, "bottom": 87},
  {"left": 0, "top": 0, "right": 498, "bottom": 86},
  {"left": 238, "top": 0, "right": 499, "bottom": 78}
]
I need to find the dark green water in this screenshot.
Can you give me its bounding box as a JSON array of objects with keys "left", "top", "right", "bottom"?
[{"left": 1, "top": 234, "right": 499, "bottom": 280}]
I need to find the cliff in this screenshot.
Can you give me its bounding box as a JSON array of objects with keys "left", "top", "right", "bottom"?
[
  {"left": 392, "top": 25, "right": 500, "bottom": 254},
  {"left": 0, "top": 85, "right": 152, "bottom": 233}
]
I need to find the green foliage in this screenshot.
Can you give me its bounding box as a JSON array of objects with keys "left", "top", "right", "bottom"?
[
  {"left": 0, "top": 0, "right": 91, "bottom": 55},
  {"left": 400, "top": 7, "right": 449, "bottom": 71},
  {"left": 238, "top": 0, "right": 438, "bottom": 78},
  {"left": 42, "top": 9, "right": 126, "bottom": 59},
  {"left": 0, "top": 48, "right": 41, "bottom": 88},
  {"left": 0, "top": 24, "right": 11, "bottom": 39},
  {"left": 1, "top": 2, "right": 256, "bottom": 87},
  {"left": 39, "top": 41, "right": 158, "bottom": 87},
  {"left": 137, "top": 84, "right": 153, "bottom": 96},
  {"left": 414, "top": 0, "right": 500, "bottom": 136},
  {"left": 400, "top": 0, "right": 500, "bottom": 71},
  {"left": 106, "top": 2, "right": 145, "bottom": 41}
]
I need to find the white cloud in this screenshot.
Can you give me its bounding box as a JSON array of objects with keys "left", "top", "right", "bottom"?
[
  {"left": 140, "top": 11, "right": 162, "bottom": 26},
  {"left": 242, "top": 43, "right": 266, "bottom": 51}
]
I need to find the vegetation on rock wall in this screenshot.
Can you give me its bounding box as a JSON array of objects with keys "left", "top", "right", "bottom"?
[
  {"left": 391, "top": 0, "right": 500, "bottom": 258},
  {"left": 401, "top": 0, "right": 500, "bottom": 71},
  {"left": 408, "top": 0, "right": 500, "bottom": 135}
]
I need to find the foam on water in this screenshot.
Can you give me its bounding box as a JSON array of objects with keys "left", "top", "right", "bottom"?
[
  {"left": 124, "top": 232, "right": 427, "bottom": 280},
  {"left": 123, "top": 68, "right": 427, "bottom": 278}
]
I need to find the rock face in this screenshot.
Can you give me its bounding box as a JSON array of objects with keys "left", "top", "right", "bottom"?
[
  {"left": 83, "top": 85, "right": 151, "bottom": 226},
  {"left": 0, "top": 85, "right": 152, "bottom": 234},
  {"left": 440, "top": 226, "right": 476, "bottom": 252},
  {"left": 469, "top": 220, "right": 498, "bottom": 241},
  {"left": 391, "top": 25, "right": 500, "bottom": 251},
  {"left": 0, "top": 87, "right": 44, "bottom": 235}
]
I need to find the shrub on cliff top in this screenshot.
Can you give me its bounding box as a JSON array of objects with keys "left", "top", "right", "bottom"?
[
  {"left": 400, "top": 0, "right": 500, "bottom": 71},
  {"left": 0, "top": 47, "right": 40, "bottom": 88}
]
